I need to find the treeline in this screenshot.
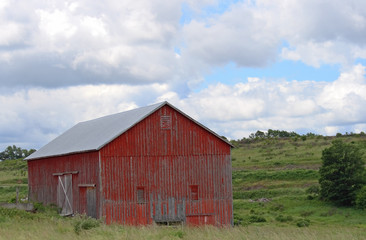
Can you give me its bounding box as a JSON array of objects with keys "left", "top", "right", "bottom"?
[
  {"left": 231, "top": 129, "right": 366, "bottom": 145},
  {"left": 249, "top": 129, "right": 301, "bottom": 139},
  {"left": 0, "top": 145, "right": 36, "bottom": 161}
]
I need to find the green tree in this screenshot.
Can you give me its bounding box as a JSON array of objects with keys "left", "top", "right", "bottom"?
[
  {"left": 319, "top": 140, "right": 366, "bottom": 206},
  {"left": 0, "top": 145, "right": 36, "bottom": 160}
]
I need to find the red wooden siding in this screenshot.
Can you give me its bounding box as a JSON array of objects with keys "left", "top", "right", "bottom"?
[
  {"left": 27, "top": 152, "right": 100, "bottom": 218},
  {"left": 100, "top": 105, "right": 233, "bottom": 225}
]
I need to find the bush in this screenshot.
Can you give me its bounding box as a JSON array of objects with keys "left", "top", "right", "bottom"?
[
  {"left": 249, "top": 215, "right": 266, "bottom": 223},
  {"left": 319, "top": 140, "right": 366, "bottom": 206},
  {"left": 306, "top": 185, "right": 320, "bottom": 195},
  {"left": 74, "top": 216, "right": 100, "bottom": 234},
  {"left": 275, "top": 215, "right": 293, "bottom": 222},
  {"left": 233, "top": 213, "right": 244, "bottom": 225},
  {"left": 306, "top": 185, "right": 320, "bottom": 200},
  {"left": 296, "top": 218, "right": 310, "bottom": 227},
  {"left": 356, "top": 185, "right": 366, "bottom": 210},
  {"left": 33, "top": 202, "right": 46, "bottom": 212}
]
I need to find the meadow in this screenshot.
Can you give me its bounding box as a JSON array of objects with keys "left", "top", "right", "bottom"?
[{"left": 1, "top": 134, "right": 366, "bottom": 239}]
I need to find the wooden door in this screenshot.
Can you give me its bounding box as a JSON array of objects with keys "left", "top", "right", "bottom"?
[
  {"left": 86, "top": 187, "right": 97, "bottom": 218},
  {"left": 79, "top": 185, "right": 97, "bottom": 218},
  {"left": 57, "top": 174, "right": 73, "bottom": 216}
]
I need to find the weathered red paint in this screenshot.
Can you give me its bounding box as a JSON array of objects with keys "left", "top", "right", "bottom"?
[
  {"left": 27, "top": 152, "right": 101, "bottom": 217},
  {"left": 27, "top": 104, "right": 233, "bottom": 225}
]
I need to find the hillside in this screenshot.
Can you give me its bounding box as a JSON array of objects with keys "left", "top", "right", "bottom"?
[
  {"left": 0, "top": 135, "right": 366, "bottom": 239},
  {"left": 231, "top": 134, "right": 366, "bottom": 226}
]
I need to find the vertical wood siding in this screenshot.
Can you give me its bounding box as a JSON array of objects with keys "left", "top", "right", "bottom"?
[
  {"left": 100, "top": 105, "right": 233, "bottom": 225},
  {"left": 27, "top": 152, "right": 100, "bottom": 218}
]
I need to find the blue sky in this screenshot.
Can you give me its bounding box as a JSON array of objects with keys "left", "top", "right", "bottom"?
[
  {"left": 1, "top": 0, "right": 366, "bottom": 150},
  {"left": 199, "top": 60, "right": 341, "bottom": 91}
]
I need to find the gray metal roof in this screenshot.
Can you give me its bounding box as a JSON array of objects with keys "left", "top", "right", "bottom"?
[
  {"left": 26, "top": 101, "right": 233, "bottom": 160},
  {"left": 26, "top": 102, "right": 166, "bottom": 160}
]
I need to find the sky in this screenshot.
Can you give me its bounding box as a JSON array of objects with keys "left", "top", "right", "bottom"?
[{"left": 1, "top": 0, "right": 366, "bottom": 150}]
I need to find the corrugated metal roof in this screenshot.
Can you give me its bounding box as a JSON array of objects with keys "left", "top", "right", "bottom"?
[
  {"left": 26, "top": 101, "right": 233, "bottom": 160},
  {"left": 26, "top": 102, "right": 166, "bottom": 160}
]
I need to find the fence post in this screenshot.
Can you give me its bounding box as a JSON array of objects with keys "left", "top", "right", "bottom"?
[{"left": 16, "top": 187, "right": 19, "bottom": 204}]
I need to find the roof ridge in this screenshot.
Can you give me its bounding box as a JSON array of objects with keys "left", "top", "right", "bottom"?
[{"left": 79, "top": 101, "right": 166, "bottom": 124}]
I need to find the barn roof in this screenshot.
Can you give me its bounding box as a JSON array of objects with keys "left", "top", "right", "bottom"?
[{"left": 26, "top": 101, "right": 232, "bottom": 160}]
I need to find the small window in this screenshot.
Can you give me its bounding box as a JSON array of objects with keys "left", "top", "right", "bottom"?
[
  {"left": 137, "top": 187, "right": 145, "bottom": 204},
  {"left": 190, "top": 185, "right": 198, "bottom": 201},
  {"left": 160, "top": 115, "right": 171, "bottom": 130}
]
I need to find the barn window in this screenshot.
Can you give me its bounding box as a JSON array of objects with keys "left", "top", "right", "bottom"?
[
  {"left": 137, "top": 187, "right": 145, "bottom": 204},
  {"left": 190, "top": 185, "right": 199, "bottom": 201},
  {"left": 160, "top": 115, "right": 171, "bottom": 130}
]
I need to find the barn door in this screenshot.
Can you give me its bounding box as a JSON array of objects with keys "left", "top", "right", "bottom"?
[
  {"left": 79, "top": 185, "right": 97, "bottom": 218},
  {"left": 86, "top": 187, "right": 97, "bottom": 218},
  {"left": 57, "top": 174, "right": 73, "bottom": 216}
]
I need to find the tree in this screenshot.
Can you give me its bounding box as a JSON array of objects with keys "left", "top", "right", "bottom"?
[
  {"left": 0, "top": 145, "right": 36, "bottom": 160},
  {"left": 319, "top": 140, "right": 366, "bottom": 206}
]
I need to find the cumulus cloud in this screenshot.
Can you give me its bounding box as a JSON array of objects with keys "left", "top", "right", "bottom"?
[
  {"left": 168, "top": 64, "right": 366, "bottom": 140},
  {"left": 182, "top": 2, "right": 279, "bottom": 67},
  {"left": 0, "top": 83, "right": 169, "bottom": 149},
  {"left": 2, "top": 0, "right": 366, "bottom": 89},
  {"left": 1, "top": 0, "right": 366, "bottom": 150},
  {"left": 0, "top": 0, "right": 186, "bottom": 87},
  {"left": 182, "top": 0, "right": 366, "bottom": 68},
  {"left": 3, "top": 64, "right": 365, "bottom": 150}
]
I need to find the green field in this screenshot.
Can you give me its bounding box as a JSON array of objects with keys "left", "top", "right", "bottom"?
[{"left": 1, "top": 134, "right": 366, "bottom": 239}]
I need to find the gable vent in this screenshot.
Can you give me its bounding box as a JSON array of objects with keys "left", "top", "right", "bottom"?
[{"left": 160, "top": 115, "right": 171, "bottom": 130}]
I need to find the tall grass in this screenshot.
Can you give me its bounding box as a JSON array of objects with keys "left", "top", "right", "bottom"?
[
  {"left": 1, "top": 137, "right": 366, "bottom": 239},
  {"left": 0, "top": 213, "right": 366, "bottom": 240}
]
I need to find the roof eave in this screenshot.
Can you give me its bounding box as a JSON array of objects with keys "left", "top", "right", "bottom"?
[{"left": 25, "top": 149, "right": 98, "bottom": 161}]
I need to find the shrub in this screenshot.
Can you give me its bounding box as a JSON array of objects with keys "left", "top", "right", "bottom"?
[
  {"left": 33, "top": 202, "right": 46, "bottom": 212},
  {"left": 73, "top": 216, "right": 100, "bottom": 234},
  {"left": 275, "top": 215, "right": 293, "bottom": 222},
  {"left": 356, "top": 185, "right": 366, "bottom": 210},
  {"left": 296, "top": 218, "right": 310, "bottom": 227},
  {"left": 249, "top": 215, "right": 266, "bottom": 223},
  {"left": 306, "top": 185, "right": 320, "bottom": 200},
  {"left": 233, "top": 213, "right": 244, "bottom": 226},
  {"left": 306, "top": 185, "right": 320, "bottom": 195},
  {"left": 319, "top": 140, "right": 366, "bottom": 206}
]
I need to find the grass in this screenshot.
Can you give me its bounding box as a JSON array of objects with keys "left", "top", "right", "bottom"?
[
  {"left": 231, "top": 135, "right": 366, "bottom": 229},
  {"left": 0, "top": 207, "right": 366, "bottom": 240},
  {"left": 0, "top": 159, "right": 28, "bottom": 203},
  {"left": 1, "top": 135, "right": 366, "bottom": 239}
]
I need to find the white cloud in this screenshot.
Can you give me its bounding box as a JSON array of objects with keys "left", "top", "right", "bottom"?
[
  {"left": 182, "top": 0, "right": 366, "bottom": 69},
  {"left": 1, "top": 64, "right": 366, "bottom": 149},
  {"left": 1, "top": 0, "right": 366, "bottom": 150},
  {"left": 1, "top": 0, "right": 366, "bottom": 88},
  {"left": 182, "top": 2, "right": 279, "bottom": 67},
  {"left": 0, "top": 0, "right": 186, "bottom": 87},
  {"left": 37, "top": 9, "right": 77, "bottom": 39},
  {"left": 168, "top": 64, "right": 366, "bottom": 139},
  {"left": 315, "top": 64, "right": 366, "bottom": 126},
  {"left": 0, "top": 83, "right": 169, "bottom": 149}
]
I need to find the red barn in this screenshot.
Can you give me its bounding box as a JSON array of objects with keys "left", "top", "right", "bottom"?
[{"left": 26, "top": 102, "right": 233, "bottom": 225}]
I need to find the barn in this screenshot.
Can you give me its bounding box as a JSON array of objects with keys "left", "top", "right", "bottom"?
[{"left": 26, "top": 101, "right": 233, "bottom": 225}]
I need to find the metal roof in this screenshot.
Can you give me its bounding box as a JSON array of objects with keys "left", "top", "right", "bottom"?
[{"left": 26, "top": 101, "right": 232, "bottom": 160}]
